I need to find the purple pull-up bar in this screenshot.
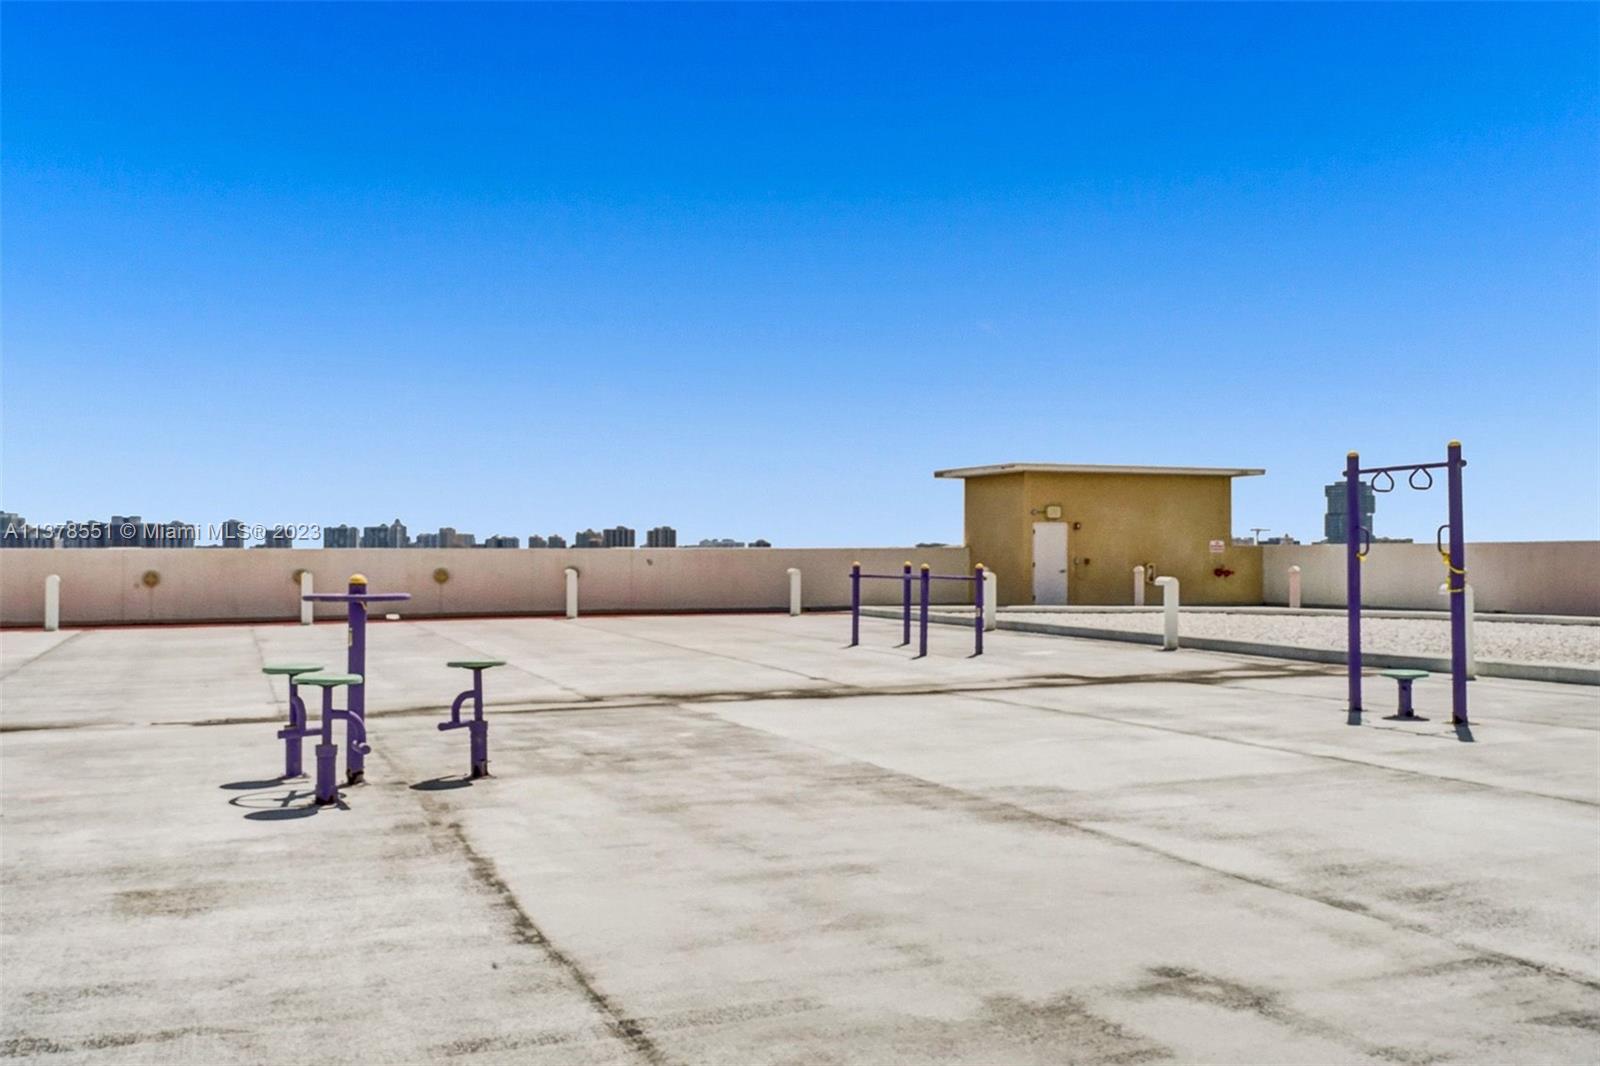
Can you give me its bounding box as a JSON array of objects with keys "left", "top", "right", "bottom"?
[
  {"left": 849, "top": 562, "right": 986, "bottom": 658},
  {"left": 849, "top": 562, "right": 915, "bottom": 648},
  {"left": 1344, "top": 441, "right": 1468, "bottom": 729}
]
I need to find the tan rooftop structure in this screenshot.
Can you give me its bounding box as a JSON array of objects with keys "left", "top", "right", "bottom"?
[
  {"left": 935, "top": 462, "right": 1266, "bottom": 480},
  {"left": 935, "top": 461, "right": 1266, "bottom": 607}
]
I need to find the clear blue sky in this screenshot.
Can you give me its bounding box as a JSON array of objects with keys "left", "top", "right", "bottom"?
[{"left": 3, "top": 3, "right": 1596, "bottom": 546}]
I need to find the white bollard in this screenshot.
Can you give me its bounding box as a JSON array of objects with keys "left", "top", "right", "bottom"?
[
  {"left": 983, "top": 570, "right": 997, "bottom": 631},
  {"left": 1154, "top": 576, "right": 1179, "bottom": 650},
  {"left": 1288, "top": 565, "right": 1302, "bottom": 610},
  {"left": 1439, "top": 581, "right": 1477, "bottom": 679},
  {"left": 787, "top": 568, "right": 802, "bottom": 616},
  {"left": 44, "top": 574, "right": 60, "bottom": 632},
  {"left": 1132, "top": 565, "right": 1145, "bottom": 606},
  {"left": 300, "top": 571, "right": 314, "bottom": 625},
  {"left": 565, "top": 567, "right": 579, "bottom": 619}
]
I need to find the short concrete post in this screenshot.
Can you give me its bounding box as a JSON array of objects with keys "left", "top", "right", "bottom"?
[
  {"left": 1439, "top": 581, "right": 1477, "bottom": 679},
  {"left": 982, "top": 570, "right": 997, "bottom": 631},
  {"left": 44, "top": 575, "right": 60, "bottom": 631},
  {"left": 1154, "top": 576, "right": 1179, "bottom": 650},
  {"left": 1288, "top": 565, "right": 1302, "bottom": 610},
  {"left": 564, "top": 567, "right": 579, "bottom": 619},
  {"left": 300, "top": 571, "right": 314, "bottom": 625},
  {"left": 1132, "top": 565, "right": 1145, "bottom": 606},
  {"left": 787, "top": 568, "right": 802, "bottom": 616}
]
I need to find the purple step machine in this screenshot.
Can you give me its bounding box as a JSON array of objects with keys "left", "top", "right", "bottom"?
[
  {"left": 849, "top": 562, "right": 986, "bottom": 657},
  {"left": 1344, "top": 441, "right": 1469, "bottom": 729},
  {"left": 437, "top": 660, "right": 507, "bottom": 779},
  {"left": 285, "top": 574, "right": 411, "bottom": 803}
]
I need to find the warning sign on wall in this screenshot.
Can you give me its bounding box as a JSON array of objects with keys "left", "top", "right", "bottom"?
[{"left": 1208, "top": 539, "right": 1226, "bottom": 554}]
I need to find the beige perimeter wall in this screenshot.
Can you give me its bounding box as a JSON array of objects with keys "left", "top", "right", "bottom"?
[
  {"left": 1262, "top": 541, "right": 1600, "bottom": 616},
  {"left": 0, "top": 546, "right": 974, "bottom": 627}
]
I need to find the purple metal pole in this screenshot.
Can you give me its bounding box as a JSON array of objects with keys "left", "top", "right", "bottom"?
[
  {"left": 346, "top": 575, "right": 368, "bottom": 783},
  {"left": 901, "top": 562, "right": 912, "bottom": 646},
  {"left": 1446, "top": 440, "right": 1469, "bottom": 725},
  {"left": 284, "top": 684, "right": 306, "bottom": 777},
  {"left": 974, "top": 564, "right": 985, "bottom": 656},
  {"left": 849, "top": 563, "right": 861, "bottom": 647},
  {"left": 1346, "top": 452, "right": 1363, "bottom": 723},
  {"left": 469, "top": 668, "right": 489, "bottom": 778},
  {"left": 315, "top": 687, "right": 339, "bottom": 805},
  {"left": 918, "top": 564, "right": 930, "bottom": 658}
]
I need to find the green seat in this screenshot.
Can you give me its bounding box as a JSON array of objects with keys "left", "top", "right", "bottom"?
[
  {"left": 447, "top": 659, "right": 507, "bottom": 670},
  {"left": 1379, "top": 669, "right": 1430, "bottom": 680},
  {"left": 294, "top": 673, "right": 363, "bottom": 688},
  {"left": 262, "top": 663, "right": 325, "bottom": 677}
]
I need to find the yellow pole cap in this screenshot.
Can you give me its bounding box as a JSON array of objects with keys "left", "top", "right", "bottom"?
[
  {"left": 920, "top": 563, "right": 930, "bottom": 570},
  {"left": 852, "top": 561, "right": 860, "bottom": 568},
  {"left": 1347, "top": 451, "right": 1359, "bottom": 457},
  {"left": 349, "top": 574, "right": 368, "bottom": 585},
  {"left": 1448, "top": 439, "right": 1461, "bottom": 446}
]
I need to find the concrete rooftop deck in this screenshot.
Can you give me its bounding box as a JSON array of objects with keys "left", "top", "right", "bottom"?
[{"left": 2, "top": 613, "right": 1597, "bottom": 1064}]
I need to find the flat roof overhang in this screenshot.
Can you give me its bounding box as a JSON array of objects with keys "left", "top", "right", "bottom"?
[{"left": 934, "top": 463, "right": 1266, "bottom": 479}]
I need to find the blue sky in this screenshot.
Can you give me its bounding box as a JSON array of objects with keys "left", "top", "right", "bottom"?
[{"left": 3, "top": 3, "right": 1596, "bottom": 546}]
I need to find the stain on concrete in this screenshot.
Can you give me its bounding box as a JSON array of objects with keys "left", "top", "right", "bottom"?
[
  {"left": 1128, "top": 966, "right": 1445, "bottom": 1065},
  {"left": 1528, "top": 1010, "right": 1600, "bottom": 1033},
  {"left": 113, "top": 881, "right": 229, "bottom": 919}
]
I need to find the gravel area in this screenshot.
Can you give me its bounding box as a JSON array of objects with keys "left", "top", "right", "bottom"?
[{"left": 1001, "top": 611, "right": 1600, "bottom": 665}]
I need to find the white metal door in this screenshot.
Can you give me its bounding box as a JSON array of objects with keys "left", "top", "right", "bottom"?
[{"left": 1032, "top": 522, "right": 1068, "bottom": 604}]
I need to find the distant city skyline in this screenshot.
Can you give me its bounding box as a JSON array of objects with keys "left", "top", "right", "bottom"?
[{"left": 0, "top": 510, "right": 768, "bottom": 549}]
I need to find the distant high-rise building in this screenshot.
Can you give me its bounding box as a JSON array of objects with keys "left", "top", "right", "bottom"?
[
  {"left": 261, "top": 527, "right": 293, "bottom": 548},
  {"left": 0, "top": 511, "right": 58, "bottom": 548},
  {"left": 603, "top": 525, "right": 636, "bottom": 548},
  {"left": 0, "top": 511, "right": 42, "bottom": 548},
  {"left": 574, "top": 529, "right": 604, "bottom": 548},
  {"left": 546, "top": 533, "right": 567, "bottom": 549},
  {"left": 481, "top": 535, "right": 519, "bottom": 548},
  {"left": 147, "top": 520, "right": 197, "bottom": 548},
  {"left": 646, "top": 526, "right": 677, "bottom": 548},
  {"left": 1324, "top": 481, "right": 1375, "bottom": 544},
  {"left": 527, "top": 534, "right": 548, "bottom": 548},
  {"left": 220, "top": 519, "right": 248, "bottom": 548},
  {"left": 110, "top": 516, "right": 143, "bottom": 547},
  {"left": 416, "top": 527, "right": 475, "bottom": 548},
  {"left": 361, "top": 519, "right": 408, "bottom": 548},
  {"left": 323, "top": 524, "right": 358, "bottom": 548}
]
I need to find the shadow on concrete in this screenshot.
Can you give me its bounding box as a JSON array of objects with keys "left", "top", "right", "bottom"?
[
  {"left": 219, "top": 778, "right": 294, "bottom": 791},
  {"left": 411, "top": 776, "right": 473, "bottom": 792},
  {"left": 1453, "top": 722, "right": 1476, "bottom": 743},
  {"left": 244, "top": 805, "right": 321, "bottom": 822},
  {"left": 228, "top": 785, "right": 328, "bottom": 820}
]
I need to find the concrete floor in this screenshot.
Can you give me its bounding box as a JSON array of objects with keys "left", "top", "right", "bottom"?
[{"left": 2, "top": 613, "right": 1597, "bottom": 1064}]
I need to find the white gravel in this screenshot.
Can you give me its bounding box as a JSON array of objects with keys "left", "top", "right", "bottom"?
[{"left": 1003, "top": 611, "right": 1600, "bottom": 666}]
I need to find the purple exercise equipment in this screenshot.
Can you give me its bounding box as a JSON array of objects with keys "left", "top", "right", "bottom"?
[
  {"left": 437, "top": 660, "right": 506, "bottom": 779},
  {"left": 1344, "top": 442, "right": 1468, "bottom": 729},
  {"left": 849, "top": 561, "right": 986, "bottom": 657},
  {"left": 301, "top": 574, "right": 411, "bottom": 783}
]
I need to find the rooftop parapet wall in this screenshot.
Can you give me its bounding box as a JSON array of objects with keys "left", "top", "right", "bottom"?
[
  {"left": 1262, "top": 541, "right": 1600, "bottom": 617},
  {"left": 0, "top": 546, "right": 974, "bottom": 627}
]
